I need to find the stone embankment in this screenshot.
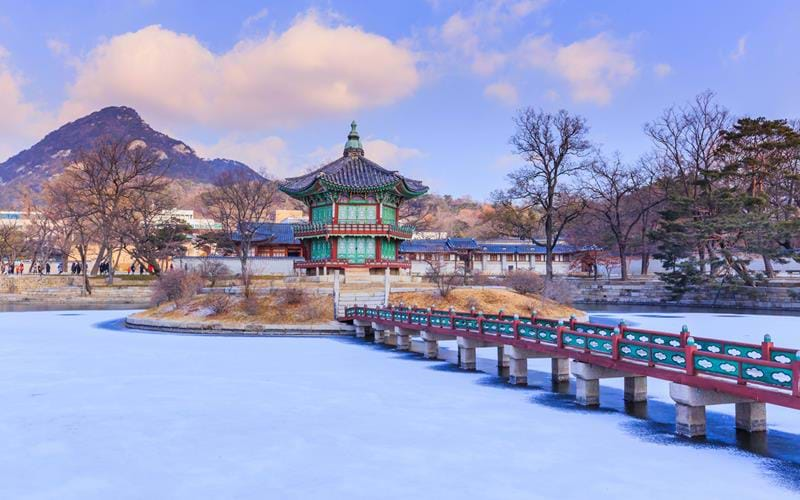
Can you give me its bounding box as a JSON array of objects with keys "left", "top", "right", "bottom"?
[
  {"left": 573, "top": 278, "right": 800, "bottom": 311},
  {"left": 125, "top": 315, "right": 355, "bottom": 336},
  {"left": 0, "top": 275, "right": 151, "bottom": 305}
]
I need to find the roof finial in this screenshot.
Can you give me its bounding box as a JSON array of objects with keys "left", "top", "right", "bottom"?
[{"left": 343, "top": 120, "right": 364, "bottom": 157}]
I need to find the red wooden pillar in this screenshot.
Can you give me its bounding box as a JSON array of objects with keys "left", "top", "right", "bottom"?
[
  {"left": 331, "top": 238, "right": 338, "bottom": 260},
  {"left": 761, "top": 334, "right": 773, "bottom": 361},
  {"left": 333, "top": 202, "right": 339, "bottom": 224},
  {"left": 685, "top": 337, "right": 698, "bottom": 376},
  {"left": 375, "top": 237, "right": 382, "bottom": 261}
]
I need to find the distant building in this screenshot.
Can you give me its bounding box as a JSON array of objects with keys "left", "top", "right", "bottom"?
[
  {"left": 274, "top": 209, "right": 305, "bottom": 223},
  {"left": 156, "top": 209, "right": 221, "bottom": 231},
  {"left": 400, "top": 237, "right": 595, "bottom": 276},
  {"left": 245, "top": 222, "right": 303, "bottom": 258}
]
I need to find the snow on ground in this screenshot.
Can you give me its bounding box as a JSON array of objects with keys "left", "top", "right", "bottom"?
[{"left": 0, "top": 309, "right": 799, "bottom": 499}]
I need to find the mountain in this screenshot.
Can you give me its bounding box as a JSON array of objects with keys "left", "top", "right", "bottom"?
[{"left": 0, "top": 106, "right": 259, "bottom": 207}]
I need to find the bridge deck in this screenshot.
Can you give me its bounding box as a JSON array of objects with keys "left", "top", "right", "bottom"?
[{"left": 344, "top": 306, "right": 800, "bottom": 410}]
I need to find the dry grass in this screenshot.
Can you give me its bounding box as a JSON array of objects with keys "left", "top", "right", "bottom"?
[
  {"left": 389, "top": 288, "right": 585, "bottom": 320},
  {"left": 134, "top": 290, "right": 333, "bottom": 324}
]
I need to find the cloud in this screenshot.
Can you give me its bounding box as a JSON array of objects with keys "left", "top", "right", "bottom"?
[
  {"left": 653, "top": 63, "right": 671, "bottom": 78},
  {"left": 242, "top": 7, "right": 269, "bottom": 29},
  {"left": 484, "top": 81, "right": 518, "bottom": 105},
  {"left": 194, "top": 135, "right": 289, "bottom": 178},
  {"left": 60, "top": 12, "right": 420, "bottom": 130},
  {"left": 730, "top": 35, "right": 747, "bottom": 61},
  {"left": 436, "top": 0, "right": 547, "bottom": 75},
  {"left": 518, "top": 33, "right": 637, "bottom": 104},
  {"left": 363, "top": 139, "right": 422, "bottom": 167},
  {"left": 0, "top": 46, "right": 55, "bottom": 160}
]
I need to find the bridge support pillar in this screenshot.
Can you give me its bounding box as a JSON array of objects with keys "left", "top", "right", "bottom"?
[
  {"left": 370, "top": 322, "right": 386, "bottom": 344},
  {"left": 353, "top": 319, "right": 371, "bottom": 339},
  {"left": 509, "top": 357, "right": 527, "bottom": 385},
  {"left": 551, "top": 358, "right": 570, "bottom": 383},
  {"left": 456, "top": 337, "right": 494, "bottom": 371},
  {"left": 624, "top": 376, "right": 648, "bottom": 403},
  {"left": 576, "top": 378, "right": 600, "bottom": 406},
  {"left": 736, "top": 402, "right": 767, "bottom": 433},
  {"left": 670, "top": 383, "right": 764, "bottom": 437},
  {"left": 571, "top": 361, "right": 640, "bottom": 407},
  {"left": 394, "top": 326, "right": 413, "bottom": 351},
  {"left": 497, "top": 346, "right": 509, "bottom": 368},
  {"left": 506, "top": 346, "right": 557, "bottom": 385},
  {"left": 420, "top": 330, "right": 454, "bottom": 360}
]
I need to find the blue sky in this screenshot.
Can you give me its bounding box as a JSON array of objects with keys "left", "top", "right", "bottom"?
[{"left": 0, "top": 0, "right": 799, "bottom": 198}]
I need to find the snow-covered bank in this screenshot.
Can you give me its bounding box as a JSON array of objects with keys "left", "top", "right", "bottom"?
[{"left": 0, "top": 310, "right": 798, "bottom": 499}]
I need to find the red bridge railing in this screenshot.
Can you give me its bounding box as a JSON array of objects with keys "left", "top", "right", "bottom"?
[{"left": 343, "top": 305, "right": 800, "bottom": 408}]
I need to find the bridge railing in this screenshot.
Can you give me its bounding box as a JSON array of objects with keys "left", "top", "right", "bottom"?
[{"left": 344, "top": 304, "right": 800, "bottom": 398}]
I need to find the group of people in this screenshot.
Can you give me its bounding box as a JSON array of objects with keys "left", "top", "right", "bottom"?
[
  {"left": 1, "top": 262, "right": 25, "bottom": 275},
  {"left": 128, "top": 262, "right": 162, "bottom": 275}
]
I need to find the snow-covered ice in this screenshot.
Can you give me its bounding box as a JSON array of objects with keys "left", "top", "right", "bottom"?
[{"left": 0, "top": 308, "right": 799, "bottom": 499}]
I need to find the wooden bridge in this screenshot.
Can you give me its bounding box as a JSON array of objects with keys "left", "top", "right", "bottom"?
[{"left": 343, "top": 305, "right": 800, "bottom": 437}]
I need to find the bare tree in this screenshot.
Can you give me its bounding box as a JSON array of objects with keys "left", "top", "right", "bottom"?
[
  {"left": 42, "top": 176, "right": 97, "bottom": 294},
  {"left": 581, "top": 155, "right": 665, "bottom": 280},
  {"left": 425, "top": 259, "right": 463, "bottom": 298},
  {"left": 201, "top": 170, "right": 277, "bottom": 294},
  {"left": 66, "top": 138, "right": 170, "bottom": 284},
  {"left": 494, "top": 108, "right": 592, "bottom": 279},
  {"left": 0, "top": 220, "right": 27, "bottom": 273},
  {"left": 644, "top": 90, "right": 730, "bottom": 273}
]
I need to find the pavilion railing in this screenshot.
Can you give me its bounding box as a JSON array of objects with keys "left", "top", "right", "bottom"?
[{"left": 293, "top": 222, "right": 415, "bottom": 236}]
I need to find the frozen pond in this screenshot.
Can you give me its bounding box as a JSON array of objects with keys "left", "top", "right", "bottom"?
[{"left": 0, "top": 309, "right": 799, "bottom": 499}]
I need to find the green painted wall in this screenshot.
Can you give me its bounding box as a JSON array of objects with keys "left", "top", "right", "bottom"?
[
  {"left": 382, "top": 205, "right": 397, "bottom": 224},
  {"left": 338, "top": 204, "right": 376, "bottom": 223},
  {"left": 310, "top": 239, "right": 331, "bottom": 260},
  {"left": 311, "top": 205, "right": 333, "bottom": 223},
  {"left": 381, "top": 239, "right": 396, "bottom": 259},
  {"left": 338, "top": 237, "right": 375, "bottom": 263}
]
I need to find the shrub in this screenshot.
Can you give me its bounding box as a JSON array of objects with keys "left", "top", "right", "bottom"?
[
  {"left": 242, "top": 295, "right": 262, "bottom": 316},
  {"left": 465, "top": 296, "right": 480, "bottom": 311},
  {"left": 202, "top": 293, "right": 235, "bottom": 315},
  {"left": 276, "top": 287, "right": 308, "bottom": 306},
  {"left": 198, "top": 260, "right": 232, "bottom": 288},
  {"left": 541, "top": 279, "right": 577, "bottom": 305},
  {"left": 504, "top": 270, "right": 544, "bottom": 295},
  {"left": 151, "top": 270, "right": 204, "bottom": 306}
]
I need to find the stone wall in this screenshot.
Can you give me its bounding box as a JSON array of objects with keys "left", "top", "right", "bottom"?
[
  {"left": 574, "top": 279, "right": 800, "bottom": 311},
  {"left": 175, "top": 256, "right": 300, "bottom": 276},
  {"left": 0, "top": 275, "right": 83, "bottom": 293}
]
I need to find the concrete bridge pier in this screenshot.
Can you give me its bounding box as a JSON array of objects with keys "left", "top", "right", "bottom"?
[
  {"left": 419, "top": 331, "right": 456, "bottom": 360},
  {"left": 669, "top": 383, "right": 767, "bottom": 437},
  {"left": 353, "top": 319, "right": 370, "bottom": 339},
  {"left": 505, "top": 346, "right": 565, "bottom": 385},
  {"left": 456, "top": 337, "right": 495, "bottom": 370},
  {"left": 571, "top": 361, "right": 646, "bottom": 406},
  {"left": 370, "top": 322, "right": 386, "bottom": 344},
  {"left": 497, "top": 346, "right": 510, "bottom": 368},
  {"left": 394, "top": 326, "right": 415, "bottom": 351}
]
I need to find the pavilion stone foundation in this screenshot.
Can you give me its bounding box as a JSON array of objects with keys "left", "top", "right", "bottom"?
[
  {"left": 571, "top": 361, "right": 646, "bottom": 407},
  {"left": 670, "top": 383, "right": 766, "bottom": 437}
]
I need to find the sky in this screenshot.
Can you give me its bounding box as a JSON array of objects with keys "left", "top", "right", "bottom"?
[{"left": 0, "top": 0, "right": 799, "bottom": 198}]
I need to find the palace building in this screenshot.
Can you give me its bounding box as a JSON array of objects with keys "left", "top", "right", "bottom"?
[{"left": 280, "top": 122, "right": 428, "bottom": 276}]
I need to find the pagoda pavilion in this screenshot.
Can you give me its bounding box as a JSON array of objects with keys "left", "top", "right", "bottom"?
[{"left": 280, "top": 122, "right": 428, "bottom": 276}]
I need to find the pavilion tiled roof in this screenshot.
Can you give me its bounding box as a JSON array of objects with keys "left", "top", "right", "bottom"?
[
  {"left": 281, "top": 155, "right": 427, "bottom": 194},
  {"left": 280, "top": 122, "right": 428, "bottom": 197}
]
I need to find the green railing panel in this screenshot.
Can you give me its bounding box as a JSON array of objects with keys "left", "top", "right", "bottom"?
[
  {"left": 453, "top": 317, "right": 478, "bottom": 330},
  {"left": 695, "top": 340, "right": 724, "bottom": 355},
  {"left": 771, "top": 350, "right": 795, "bottom": 365},
  {"left": 430, "top": 315, "right": 451, "bottom": 328},
  {"left": 620, "top": 343, "right": 650, "bottom": 361},
  {"left": 651, "top": 334, "right": 682, "bottom": 348},
  {"left": 694, "top": 355, "right": 739, "bottom": 377},
  {"left": 538, "top": 328, "right": 558, "bottom": 344},
  {"left": 721, "top": 344, "right": 762, "bottom": 360},
  {"left": 574, "top": 324, "right": 615, "bottom": 336},
  {"left": 652, "top": 348, "right": 686, "bottom": 367},
  {"left": 741, "top": 363, "right": 793, "bottom": 387},
  {"left": 562, "top": 333, "right": 586, "bottom": 348},
  {"left": 587, "top": 338, "right": 613, "bottom": 354},
  {"left": 535, "top": 318, "right": 561, "bottom": 328}
]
